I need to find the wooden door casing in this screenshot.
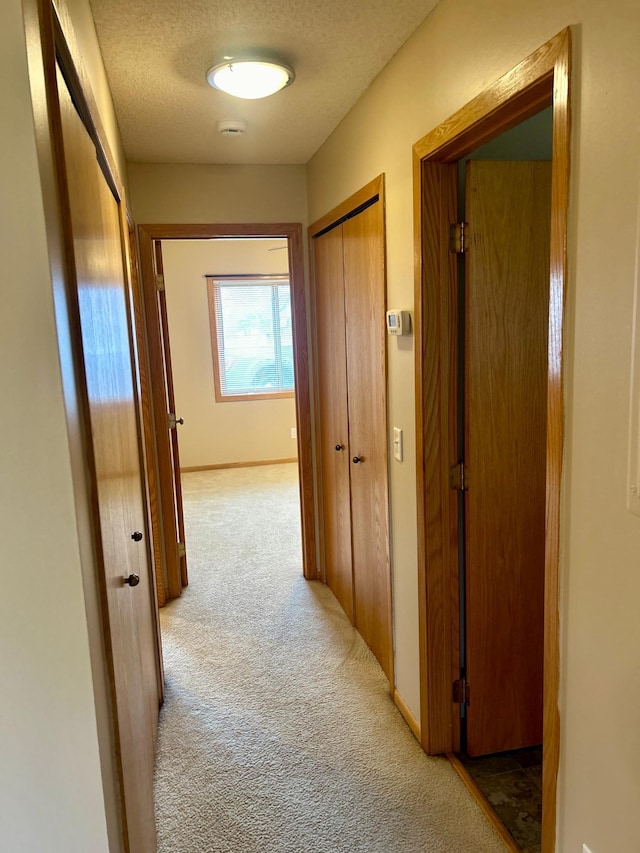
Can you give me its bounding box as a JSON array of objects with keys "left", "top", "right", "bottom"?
[
  {"left": 343, "top": 203, "right": 393, "bottom": 682},
  {"left": 58, "top": 69, "right": 158, "bottom": 852},
  {"left": 464, "top": 160, "right": 552, "bottom": 756},
  {"left": 315, "top": 225, "right": 354, "bottom": 621}
]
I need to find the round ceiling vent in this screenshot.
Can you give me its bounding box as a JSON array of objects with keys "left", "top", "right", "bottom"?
[{"left": 217, "top": 119, "right": 247, "bottom": 136}]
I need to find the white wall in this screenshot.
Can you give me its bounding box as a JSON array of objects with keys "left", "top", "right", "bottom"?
[
  {"left": 162, "top": 239, "right": 298, "bottom": 468},
  {"left": 0, "top": 0, "right": 111, "bottom": 849},
  {"left": 307, "top": 1, "right": 640, "bottom": 851}
]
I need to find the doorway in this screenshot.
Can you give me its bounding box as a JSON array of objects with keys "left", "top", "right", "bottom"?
[
  {"left": 161, "top": 236, "right": 303, "bottom": 590},
  {"left": 453, "top": 109, "right": 553, "bottom": 851},
  {"left": 413, "top": 30, "right": 570, "bottom": 853},
  {"left": 137, "top": 224, "right": 315, "bottom": 611}
]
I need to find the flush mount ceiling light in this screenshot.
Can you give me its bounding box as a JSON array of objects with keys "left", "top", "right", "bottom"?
[{"left": 206, "top": 57, "right": 295, "bottom": 100}]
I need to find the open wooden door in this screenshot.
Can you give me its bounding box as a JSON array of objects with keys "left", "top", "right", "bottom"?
[
  {"left": 153, "top": 243, "right": 188, "bottom": 589},
  {"left": 138, "top": 232, "right": 189, "bottom": 602},
  {"left": 57, "top": 67, "right": 159, "bottom": 851},
  {"left": 464, "top": 160, "right": 552, "bottom": 756}
]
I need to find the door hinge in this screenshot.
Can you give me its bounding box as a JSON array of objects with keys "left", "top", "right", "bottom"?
[
  {"left": 177, "top": 542, "right": 186, "bottom": 559},
  {"left": 449, "top": 222, "right": 467, "bottom": 254},
  {"left": 168, "top": 412, "right": 184, "bottom": 430},
  {"left": 155, "top": 274, "right": 165, "bottom": 291},
  {"left": 453, "top": 678, "right": 470, "bottom": 706},
  {"left": 449, "top": 462, "right": 468, "bottom": 491}
]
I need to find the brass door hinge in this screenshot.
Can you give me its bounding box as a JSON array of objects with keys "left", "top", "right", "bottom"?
[
  {"left": 177, "top": 542, "right": 186, "bottom": 559},
  {"left": 453, "top": 678, "right": 470, "bottom": 706},
  {"left": 449, "top": 462, "right": 468, "bottom": 491},
  {"left": 155, "top": 274, "right": 165, "bottom": 291},
  {"left": 449, "top": 222, "right": 467, "bottom": 254}
]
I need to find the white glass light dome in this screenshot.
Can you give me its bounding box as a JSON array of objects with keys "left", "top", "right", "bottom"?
[{"left": 206, "top": 59, "right": 295, "bottom": 100}]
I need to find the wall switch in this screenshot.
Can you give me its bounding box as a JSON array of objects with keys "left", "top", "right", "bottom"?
[
  {"left": 291, "top": 427, "right": 297, "bottom": 439},
  {"left": 393, "top": 427, "right": 403, "bottom": 462},
  {"left": 583, "top": 845, "right": 594, "bottom": 853}
]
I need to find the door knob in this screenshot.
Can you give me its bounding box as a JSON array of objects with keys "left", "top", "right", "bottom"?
[
  {"left": 124, "top": 574, "right": 140, "bottom": 587},
  {"left": 352, "top": 456, "right": 363, "bottom": 464},
  {"left": 131, "top": 531, "right": 143, "bottom": 542},
  {"left": 335, "top": 444, "right": 344, "bottom": 451}
]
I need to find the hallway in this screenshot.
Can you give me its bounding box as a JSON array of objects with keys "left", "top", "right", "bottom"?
[{"left": 153, "top": 464, "right": 503, "bottom": 852}]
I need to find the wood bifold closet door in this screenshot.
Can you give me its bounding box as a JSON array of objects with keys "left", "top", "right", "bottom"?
[
  {"left": 315, "top": 200, "right": 392, "bottom": 682},
  {"left": 58, "top": 68, "right": 159, "bottom": 851},
  {"left": 464, "top": 160, "right": 552, "bottom": 757}
]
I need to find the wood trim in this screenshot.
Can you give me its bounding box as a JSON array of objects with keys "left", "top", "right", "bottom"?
[
  {"left": 181, "top": 458, "right": 298, "bottom": 473},
  {"left": 542, "top": 29, "right": 571, "bottom": 853},
  {"left": 138, "top": 223, "right": 316, "bottom": 583},
  {"left": 413, "top": 30, "right": 565, "bottom": 163},
  {"left": 447, "top": 754, "right": 520, "bottom": 852},
  {"left": 415, "top": 160, "right": 459, "bottom": 755},
  {"left": 213, "top": 391, "right": 296, "bottom": 403},
  {"left": 393, "top": 689, "right": 421, "bottom": 741},
  {"left": 413, "top": 29, "right": 570, "bottom": 853},
  {"left": 206, "top": 280, "right": 226, "bottom": 403},
  {"left": 308, "top": 174, "right": 384, "bottom": 237},
  {"left": 140, "top": 223, "right": 303, "bottom": 240}
]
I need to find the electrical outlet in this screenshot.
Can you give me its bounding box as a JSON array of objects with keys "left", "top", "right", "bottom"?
[
  {"left": 583, "top": 845, "right": 594, "bottom": 853},
  {"left": 291, "top": 427, "right": 297, "bottom": 439}
]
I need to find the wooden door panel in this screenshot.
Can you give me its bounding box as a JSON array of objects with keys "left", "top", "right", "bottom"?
[
  {"left": 343, "top": 202, "right": 392, "bottom": 681},
  {"left": 465, "top": 160, "right": 552, "bottom": 756},
  {"left": 314, "top": 226, "right": 354, "bottom": 620},
  {"left": 58, "top": 71, "right": 158, "bottom": 851},
  {"left": 154, "top": 242, "right": 188, "bottom": 588}
]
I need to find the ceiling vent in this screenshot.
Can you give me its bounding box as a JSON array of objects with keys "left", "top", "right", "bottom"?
[{"left": 217, "top": 119, "right": 247, "bottom": 136}]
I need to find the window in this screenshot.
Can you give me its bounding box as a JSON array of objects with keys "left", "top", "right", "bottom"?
[{"left": 207, "top": 275, "right": 295, "bottom": 401}]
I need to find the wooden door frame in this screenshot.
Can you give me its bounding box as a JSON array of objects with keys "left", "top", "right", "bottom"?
[
  {"left": 413, "top": 29, "right": 570, "bottom": 852},
  {"left": 308, "top": 175, "right": 395, "bottom": 692},
  {"left": 137, "top": 223, "right": 316, "bottom": 583},
  {"left": 24, "top": 0, "right": 165, "bottom": 847}
]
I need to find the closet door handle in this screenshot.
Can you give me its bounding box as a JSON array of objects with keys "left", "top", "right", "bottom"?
[
  {"left": 335, "top": 444, "right": 344, "bottom": 451},
  {"left": 352, "top": 456, "right": 362, "bottom": 464}
]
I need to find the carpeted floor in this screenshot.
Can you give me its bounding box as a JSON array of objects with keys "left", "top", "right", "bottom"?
[{"left": 154, "top": 463, "right": 505, "bottom": 852}]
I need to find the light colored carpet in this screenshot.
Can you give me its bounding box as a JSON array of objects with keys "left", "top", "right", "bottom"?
[{"left": 154, "top": 464, "right": 504, "bottom": 852}]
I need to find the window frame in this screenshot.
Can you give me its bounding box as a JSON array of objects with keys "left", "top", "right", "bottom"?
[{"left": 206, "top": 274, "right": 295, "bottom": 403}]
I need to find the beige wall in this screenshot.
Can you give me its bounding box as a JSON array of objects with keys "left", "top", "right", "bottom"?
[
  {"left": 162, "top": 239, "right": 298, "bottom": 468},
  {"left": 129, "top": 163, "right": 307, "bottom": 225},
  {"left": 1, "top": 0, "right": 112, "bottom": 849},
  {"left": 307, "top": 1, "right": 640, "bottom": 851}
]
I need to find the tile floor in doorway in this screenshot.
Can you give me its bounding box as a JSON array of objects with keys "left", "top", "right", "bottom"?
[{"left": 460, "top": 746, "right": 542, "bottom": 852}]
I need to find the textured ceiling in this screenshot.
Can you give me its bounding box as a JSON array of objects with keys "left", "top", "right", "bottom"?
[{"left": 89, "top": 0, "right": 440, "bottom": 164}]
